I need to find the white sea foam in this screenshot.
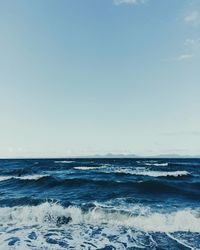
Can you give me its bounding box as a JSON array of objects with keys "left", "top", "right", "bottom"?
[
  {"left": 114, "top": 169, "right": 189, "bottom": 177},
  {"left": 17, "top": 174, "right": 48, "bottom": 180},
  {"left": 0, "top": 176, "right": 12, "bottom": 182},
  {"left": 0, "top": 202, "right": 199, "bottom": 249},
  {"left": 166, "top": 233, "right": 195, "bottom": 250},
  {"left": 135, "top": 170, "right": 189, "bottom": 177},
  {"left": 144, "top": 162, "right": 168, "bottom": 166},
  {"left": 153, "top": 163, "right": 168, "bottom": 166},
  {"left": 54, "top": 160, "right": 75, "bottom": 164},
  {"left": 74, "top": 165, "right": 107, "bottom": 170},
  {"left": 0, "top": 174, "right": 48, "bottom": 182},
  {"left": 0, "top": 202, "right": 199, "bottom": 233}
]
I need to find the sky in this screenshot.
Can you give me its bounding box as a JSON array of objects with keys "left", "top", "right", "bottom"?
[{"left": 0, "top": 0, "right": 200, "bottom": 157}]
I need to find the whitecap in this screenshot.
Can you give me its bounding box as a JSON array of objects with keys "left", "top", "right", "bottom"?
[
  {"left": 74, "top": 165, "right": 108, "bottom": 170},
  {"left": 54, "top": 160, "right": 75, "bottom": 164},
  {"left": 114, "top": 169, "right": 189, "bottom": 177},
  {"left": 144, "top": 163, "right": 168, "bottom": 166},
  {"left": 0, "top": 176, "right": 12, "bottom": 182},
  {"left": 0, "top": 174, "right": 48, "bottom": 182},
  {"left": 0, "top": 202, "right": 199, "bottom": 249},
  {"left": 135, "top": 170, "right": 189, "bottom": 177},
  {"left": 0, "top": 202, "right": 199, "bottom": 232},
  {"left": 16, "top": 174, "right": 49, "bottom": 180}
]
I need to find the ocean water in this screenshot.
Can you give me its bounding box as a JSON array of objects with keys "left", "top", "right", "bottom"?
[{"left": 0, "top": 158, "right": 200, "bottom": 250}]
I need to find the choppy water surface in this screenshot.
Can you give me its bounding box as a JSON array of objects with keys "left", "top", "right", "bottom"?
[{"left": 0, "top": 158, "right": 200, "bottom": 249}]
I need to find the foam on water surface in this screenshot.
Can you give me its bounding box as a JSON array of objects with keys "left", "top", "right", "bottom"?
[
  {"left": 74, "top": 165, "right": 108, "bottom": 170},
  {"left": 144, "top": 163, "right": 168, "bottom": 167},
  {"left": 0, "top": 158, "right": 199, "bottom": 249},
  {"left": 101, "top": 167, "right": 190, "bottom": 177},
  {"left": 0, "top": 202, "right": 200, "bottom": 249},
  {"left": 114, "top": 169, "right": 189, "bottom": 177},
  {"left": 0, "top": 202, "right": 200, "bottom": 232},
  {"left": 0, "top": 174, "right": 48, "bottom": 182},
  {"left": 54, "top": 160, "right": 75, "bottom": 164}
]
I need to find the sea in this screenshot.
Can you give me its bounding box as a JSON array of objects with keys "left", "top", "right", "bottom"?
[{"left": 0, "top": 158, "right": 200, "bottom": 250}]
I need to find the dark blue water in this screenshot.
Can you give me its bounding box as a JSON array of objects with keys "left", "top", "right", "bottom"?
[{"left": 0, "top": 158, "right": 200, "bottom": 249}]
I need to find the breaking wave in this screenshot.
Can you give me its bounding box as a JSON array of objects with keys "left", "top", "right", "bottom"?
[
  {"left": 144, "top": 163, "right": 168, "bottom": 167},
  {"left": 0, "top": 174, "right": 48, "bottom": 182},
  {"left": 114, "top": 169, "right": 189, "bottom": 177},
  {"left": 0, "top": 202, "right": 199, "bottom": 233},
  {"left": 0, "top": 158, "right": 200, "bottom": 249},
  {"left": 74, "top": 165, "right": 107, "bottom": 170},
  {"left": 54, "top": 160, "right": 75, "bottom": 164}
]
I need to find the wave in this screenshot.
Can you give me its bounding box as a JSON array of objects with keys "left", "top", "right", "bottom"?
[
  {"left": 166, "top": 233, "right": 196, "bottom": 250},
  {"left": 144, "top": 163, "right": 168, "bottom": 167},
  {"left": 0, "top": 202, "right": 200, "bottom": 233},
  {"left": 0, "top": 175, "right": 190, "bottom": 195},
  {"left": 74, "top": 165, "right": 107, "bottom": 170},
  {"left": 168, "top": 162, "right": 200, "bottom": 167},
  {"left": 76, "top": 164, "right": 190, "bottom": 178},
  {"left": 113, "top": 169, "right": 189, "bottom": 177},
  {"left": 0, "top": 167, "right": 34, "bottom": 176},
  {"left": 0, "top": 174, "right": 48, "bottom": 182},
  {"left": 137, "top": 170, "right": 189, "bottom": 177},
  {"left": 54, "top": 160, "right": 74, "bottom": 164}
]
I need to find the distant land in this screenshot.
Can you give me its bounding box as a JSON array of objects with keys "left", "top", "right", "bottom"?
[
  {"left": 81, "top": 153, "right": 200, "bottom": 159},
  {"left": 1, "top": 153, "right": 200, "bottom": 159}
]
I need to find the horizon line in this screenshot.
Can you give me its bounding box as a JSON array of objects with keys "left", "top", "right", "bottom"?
[{"left": 0, "top": 153, "right": 200, "bottom": 160}]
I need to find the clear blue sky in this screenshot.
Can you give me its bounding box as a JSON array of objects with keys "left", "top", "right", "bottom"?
[{"left": 0, "top": 0, "right": 200, "bottom": 157}]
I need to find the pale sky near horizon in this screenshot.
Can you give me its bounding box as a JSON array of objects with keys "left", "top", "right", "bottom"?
[{"left": 0, "top": 0, "right": 200, "bottom": 157}]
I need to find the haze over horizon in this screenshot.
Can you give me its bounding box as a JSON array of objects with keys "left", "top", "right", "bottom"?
[{"left": 0, "top": 0, "right": 200, "bottom": 158}]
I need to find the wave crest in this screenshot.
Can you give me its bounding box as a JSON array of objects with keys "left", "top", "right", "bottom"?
[
  {"left": 74, "top": 165, "right": 107, "bottom": 170},
  {"left": 114, "top": 169, "right": 189, "bottom": 177},
  {"left": 0, "top": 202, "right": 200, "bottom": 233},
  {"left": 54, "top": 160, "right": 74, "bottom": 164},
  {"left": 0, "top": 174, "right": 48, "bottom": 182}
]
